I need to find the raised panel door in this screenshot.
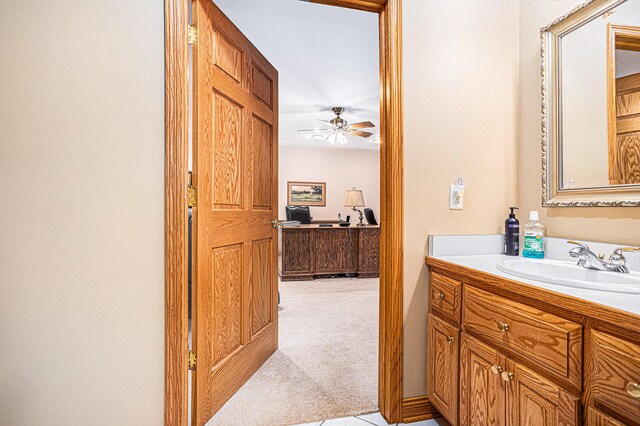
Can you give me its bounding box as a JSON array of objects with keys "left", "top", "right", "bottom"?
[
  {"left": 428, "top": 314, "right": 460, "bottom": 425},
  {"left": 505, "top": 359, "right": 580, "bottom": 426},
  {"left": 459, "top": 333, "right": 506, "bottom": 426},
  {"left": 460, "top": 333, "right": 506, "bottom": 426},
  {"left": 192, "top": 1, "right": 278, "bottom": 424}
]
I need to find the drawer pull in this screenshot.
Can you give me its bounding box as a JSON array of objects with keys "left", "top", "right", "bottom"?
[
  {"left": 497, "top": 322, "right": 510, "bottom": 333},
  {"left": 501, "top": 371, "right": 514, "bottom": 382},
  {"left": 626, "top": 382, "right": 640, "bottom": 398},
  {"left": 490, "top": 365, "right": 502, "bottom": 375},
  {"left": 437, "top": 292, "right": 445, "bottom": 301},
  {"left": 446, "top": 336, "right": 455, "bottom": 344}
]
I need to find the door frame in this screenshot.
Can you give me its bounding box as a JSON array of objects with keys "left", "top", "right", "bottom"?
[{"left": 165, "top": 0, "right": 406, "bottom": 424}]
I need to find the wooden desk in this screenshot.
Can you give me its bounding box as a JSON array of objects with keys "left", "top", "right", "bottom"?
[{"left": 278, "top": 224, "right": 380, "bottom": 281}]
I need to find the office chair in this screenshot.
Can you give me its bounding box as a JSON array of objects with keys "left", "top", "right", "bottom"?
[
  {"left": 364, "top": 208, "right": 378, "bottom": 225},
  {"left": 285, "top": 205, "right": 312, "bottom": 224}
]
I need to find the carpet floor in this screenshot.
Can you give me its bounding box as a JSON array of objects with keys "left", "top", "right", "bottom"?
[{"left": 206, "top": 277, "right": 379, "bottom": 426}]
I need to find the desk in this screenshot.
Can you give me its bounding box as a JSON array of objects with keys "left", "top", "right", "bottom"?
[{"left": 278, "top": 224, "right": 380, "bottom": 281}]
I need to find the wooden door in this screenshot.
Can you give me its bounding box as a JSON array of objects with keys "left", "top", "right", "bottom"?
[
  {"left": 427, "top": 314, "right": 460, "bottom": 425},
  {"left": 504, "top": 359, "right": 580, "bottom": 426},
  {"left": 191, "top": 1, "right": 279, "bottom": 425},
  {"left": 611, "top": 72, "right": 640, "bottom": 184},
  {"left": 459, "top": 334, "right": 506, "bottom": 426}
]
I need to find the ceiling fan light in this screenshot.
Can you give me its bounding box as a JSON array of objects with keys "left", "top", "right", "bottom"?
[
  {"left": 337, "top": 133, "right": 348, "bottom": 145},
  {"left": 326, "top": 132, "right": 337, "bottom": 145}
]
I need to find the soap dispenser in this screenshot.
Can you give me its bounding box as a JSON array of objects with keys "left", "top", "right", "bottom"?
[{"left": 504, "top": 207, "right": 520, "bottom": 256}]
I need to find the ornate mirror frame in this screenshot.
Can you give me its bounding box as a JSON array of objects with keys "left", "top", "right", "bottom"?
[{"left": 541, "top": 0, "right": 640, "bottom": 207}]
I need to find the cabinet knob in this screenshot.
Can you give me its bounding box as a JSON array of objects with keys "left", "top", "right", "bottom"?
[
  {"left": 446, "top": 336, "right": 455, "bottom": 344},
  {"left": 490, "top": 365, "right": 502, "bottom": 375},
  {"left": 497, "top": 322, "right": 510, "bottom": 333},
  {"left": 437, "top": 292, "right": 445, "bottom": 301},
  {"left": 501, "top": 371, "right": 514, "bottom": 382},
  {"left": 626, "top": 382, "right": 640, "bottom": 398}
]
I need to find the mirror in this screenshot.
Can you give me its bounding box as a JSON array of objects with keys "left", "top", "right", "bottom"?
[{"left": 542, "top": 0, "right": 640, "bottom": 206}]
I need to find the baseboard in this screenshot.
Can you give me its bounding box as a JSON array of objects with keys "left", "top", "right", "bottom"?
[{"left": 401, "top": 396, "right": 440, "bottom": 423}]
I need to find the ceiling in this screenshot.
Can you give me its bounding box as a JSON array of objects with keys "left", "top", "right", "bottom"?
[
  {"left": 214, "top": 0, "right": 381, "bottom": 150},
  {"left": 616, "top": 49, "right": 640, "bottom": 78}
]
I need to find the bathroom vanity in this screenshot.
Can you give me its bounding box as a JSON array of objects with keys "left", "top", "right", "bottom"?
[{"left": 425, "top": 254, "right": 640, "bottom": 425}]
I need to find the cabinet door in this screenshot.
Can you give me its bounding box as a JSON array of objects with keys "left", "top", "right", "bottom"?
[
  {"left": 586, "top": 407, "right": 627, "bottom": 426},
  {"left": 460, "top": 333, "right": 506, "bottom": 426},
  {"left": 504, "top": 359, "right": 580, "bottom": 426},
  {"left": 428, "top": 314, "right": 460, "bottom": 425}
]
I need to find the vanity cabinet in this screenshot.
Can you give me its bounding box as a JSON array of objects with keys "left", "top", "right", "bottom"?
[{"left": 426, "top": 256, "right": 640, "bottom": 426}]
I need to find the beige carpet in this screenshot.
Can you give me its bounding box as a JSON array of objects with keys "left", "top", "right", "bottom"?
[{"left": 206, "top": 277, "right": 379, "bottom": 426}]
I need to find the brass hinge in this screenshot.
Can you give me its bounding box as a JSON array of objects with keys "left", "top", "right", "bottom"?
[
  {"left": 188, "top": 350, "right": 197, "bottom": 371},
  {"left": 188, "top": 24, "right": 198, "bottom": 45},
  {"left": 188, "top": 172, "right": 197, "bottom": 207}
]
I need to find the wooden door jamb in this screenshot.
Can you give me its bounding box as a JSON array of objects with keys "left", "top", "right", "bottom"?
[{"left": 164, "top": 0, "right": 406, "bottom": 424}]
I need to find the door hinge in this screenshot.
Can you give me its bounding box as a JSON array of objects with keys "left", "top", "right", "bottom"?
[
  {"left": 188, "top": 172, "right": 197, "bottom": 207},
  {"left": 188, "top": 350, "right": 197, "bottom": 371},
  {"left": 188, "top": 24, "right": 198, "bottom": 45}
]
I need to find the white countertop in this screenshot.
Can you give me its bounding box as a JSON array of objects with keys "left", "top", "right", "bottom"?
[{"left": 435, "top": 254, "right": 640, "bottom": 316}]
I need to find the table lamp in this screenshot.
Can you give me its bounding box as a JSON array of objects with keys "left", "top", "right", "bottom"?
[{"left": 344, "top": 187, "right": 366, "bottom": 226}]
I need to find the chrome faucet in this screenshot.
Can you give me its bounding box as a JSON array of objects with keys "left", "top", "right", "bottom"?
[{"left": 568, "top": 241, "right": 640, "bottom": 274}]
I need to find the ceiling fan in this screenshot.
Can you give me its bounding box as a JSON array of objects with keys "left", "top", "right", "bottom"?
[{"left": 298, "top": 107, "right": 375, "bottom": 145}]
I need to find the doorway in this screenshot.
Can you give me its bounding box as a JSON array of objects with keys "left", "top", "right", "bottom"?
[{"left": 165, "top": 0, "right": 405, "bottom": 425}]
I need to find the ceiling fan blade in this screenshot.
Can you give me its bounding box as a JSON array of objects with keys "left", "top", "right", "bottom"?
[
  {"left": 350, "top": 130, "right": 373, "bottom": 138},
  {"left": 297, "top": 128, "right": 331, "bottom": 132},
  {"left": 348, "top": 121, "right": 375, "bottom": 129},
  {"left": 317, "top": 119, "right": 332, "bottom": 123}
]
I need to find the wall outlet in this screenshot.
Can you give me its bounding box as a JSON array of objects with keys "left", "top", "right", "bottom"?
[{"left": 449, "top": 184, "right": 464, "bottom": 210}]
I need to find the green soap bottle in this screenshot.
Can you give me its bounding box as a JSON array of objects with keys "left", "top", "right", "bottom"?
[{"left": 522, "top": 210, "right": 545, "bottom": 259}]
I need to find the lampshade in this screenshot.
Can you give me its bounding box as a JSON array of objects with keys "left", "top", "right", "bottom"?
[
  {"left": 326, "top": 132, "right": 348, "bottom": 145},
  {"left": 344, "top": 187, "right": 365, "bottom": 207}
]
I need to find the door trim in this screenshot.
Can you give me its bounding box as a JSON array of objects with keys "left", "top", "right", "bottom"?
[
  {"left": 164, "top": 0, "right": 405, "bottom": 424},
  {"left": 164, "top": 0, "right": 190, "bottom": 424},
  {"left": 377, "top": 0, "right": 404, "bottom": 422}
]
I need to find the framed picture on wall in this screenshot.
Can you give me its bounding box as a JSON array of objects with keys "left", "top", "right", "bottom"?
[{"left": 287, "top": 181, "right": 326, "bottom": 206}]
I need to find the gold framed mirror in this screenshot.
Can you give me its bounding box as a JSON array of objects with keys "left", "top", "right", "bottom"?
[{"left": 541, "top": 0, "right": 640, "bottom": 206}]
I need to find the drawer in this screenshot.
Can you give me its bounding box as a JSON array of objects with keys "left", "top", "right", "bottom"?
[
  {"left": 463, "top": 286, "right": 582, "bottom": 388},
  {"left": 430, "top": 272, "right": 462, "bottom": 326},
  {"left": 589, "top": 330, "right": 640, "bottom": 424}
]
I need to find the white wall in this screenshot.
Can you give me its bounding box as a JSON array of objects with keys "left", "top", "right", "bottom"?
[
  {"left": 0, "top": 1, "right": 165, "bottom": 425},
  {"left": 279, "top": 145, "right": 380, "bottom": 222},
  {"left": 403, "top": 0, "right": 520, "bottom": 397}
]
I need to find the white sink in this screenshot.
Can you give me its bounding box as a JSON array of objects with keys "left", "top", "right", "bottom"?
[{"left": 496, "top": 258, "right": 640, "bottom": 294}]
